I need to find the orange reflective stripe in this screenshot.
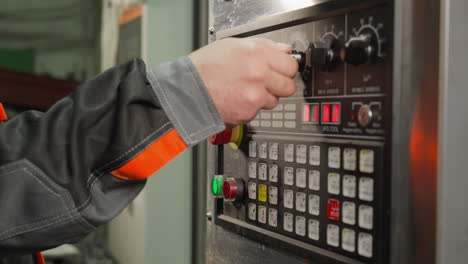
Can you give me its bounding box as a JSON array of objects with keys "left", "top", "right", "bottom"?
[
  {"left": 0, "top": 103, "right": 7, "bottom": 122},
  {"left": 111, "top": 129, "right": 187, "bottom": 181},
  {"left": 35, "top": 252, "right": 45, "bottom": 264}
]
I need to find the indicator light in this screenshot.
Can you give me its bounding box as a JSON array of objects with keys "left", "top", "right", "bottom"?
[
  {"left": 322, "top": 104, "right": 331, "bottom": 123},
  {"left": 376, "top": 113, "right": 383, "bottom": 121},
  {"left": 332, "top": 104, "right": 341, "bottom": 123},
  {"left": 211, "top": 175, "right": 225, "bottom": 197},
  {"left": 312, "top": 104, "right": 320, "bottom": 123},
  {"left": 302, "top": 104, "right": 310, "bottom": 122}
]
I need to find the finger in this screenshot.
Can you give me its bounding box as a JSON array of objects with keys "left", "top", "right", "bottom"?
[
  {"left": 263, "top": 93, "right": 279, "bottom": 110},
  {"left": 266, "top": 70, "right": 297, "bottom": 97},
  {"left": 251, "top": 38, "right": 292, "bottom": 52}
]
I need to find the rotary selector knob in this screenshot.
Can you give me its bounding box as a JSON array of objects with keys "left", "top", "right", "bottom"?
[
  {"left": 344, "top": 34, "right": 377, "bottom": 66},
  {"left": 309, "top": 39, "right": 341, "bottom": 70},
  {"left": 357, "top": 104, "right": 373, "bottom": 127}
]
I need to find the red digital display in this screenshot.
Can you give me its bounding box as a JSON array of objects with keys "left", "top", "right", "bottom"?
[
  {"left": 302, "top": 104, "right": 310, "bottom": 122},
  {"left": 322, "top": 104, "right": 331, "bottom": 123},
  {"left": 332, "top": 104, "right": 341, "bottom": 123},
  {"left": 312, "top": 104, "right": 319, "bottom": 122},
  {"left": 327, "top": 199, "right": 340, "bottom": 221}
]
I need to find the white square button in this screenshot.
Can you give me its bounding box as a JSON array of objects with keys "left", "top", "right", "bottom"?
[
  {"left": 327, "top": 224, "right": 340, "bottom": 247},
  {"left": 342, "top": 228, "right": 356, "bottom": 252},
  {"left": 359, "top": 205, "right": 374, "bottom": 230},
  {"left": 358, "top": 232, "right": 373, "bottom": 258},
  {"left": 283, "top": 213, "right": 294, "bottom": 232},
  {"left": 284, "top": 189, "right": 294, "bottom": 209},
  {"left": 309, "top": 170, "right": 320, "bottom": 191},
  {"left": 342, "top": 201, "right": 356, "bottom": 225},
  {"left": 295, "top": 192, "right": 306, "bottom": 212},
  {"left": 248, "top": 182, "right": 257, "bottom": 200},
  {"left": 296, "top": 144, "right": 307, "bottom": 164},
  {"left": 258, "top": 206, "right": 267, "bottom": 224},
  {"left": 269, "top": 164, "right": 278, "bottom": 182},
  {"left": 343, "top": 175, "right": 357, "bottom": 198},
  {"left": 269, "top": 142, "right": 279, "bottom": 160},
  {"left": 268, "top": 208, "right": 278, "bottom": 227},
  {"left": 259, "top": 142, "right": 268, "bottom": 159},
  {"left": 284, "top": 167, "right": 294, "bottom": 186},
  {"left": 308, "top": 195, "right": 320, "bottom": 216},
  {"left": 296, "top": 168, "right": 307, "bottom": 188},
  {"left": 343, "top": 148, "right": 357, "bottom": 171},
  {"left": 248, "top": 203, "right": 257, "bottom": 221},
  {"left": 328, "top": 147, "right": 341, "bottom": 169},
  {"left": 295, "top": 216, "right": 306, "bottom": 236},
  {"left": 248, "top": 141, "right": 257, "bottom": 158},
  {"left": 359, "top": 177, "right": 374, "bottom": 202},
  {"left": 284, "top": 144, "right": 295, "bottom": 162},
  {"left": 248, "top": 162, "right": 257, "bottom": 178},
  {"left": 309, "top": 145, "right": 321, "bottom": 166},
  {"left": 268, "top": 186, "right": 278, "bottom": 205},
  {"left": 359, "top": 149, "right": 375, "bottom": 173},
  {"left": 258, "top": 163, "right": 267, "bottom": 180},
  {"left": 308, "top": 219, "right": 320, "bottom": 241},
  {"left": 328, "top": 173, "right": 341, "bottom": 195}
]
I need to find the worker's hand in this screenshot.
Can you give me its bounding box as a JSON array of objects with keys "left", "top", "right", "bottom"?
[{"left": 189, "top": 38, "right": 298, "bottom": 125}]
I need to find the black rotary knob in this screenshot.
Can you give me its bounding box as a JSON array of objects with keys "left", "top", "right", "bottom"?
[
  {"left": 308, "top": 38, "right": 341, "bottom": 71},
  {"left": 344, "top": 34, "right": 377, "bottom": 66}
]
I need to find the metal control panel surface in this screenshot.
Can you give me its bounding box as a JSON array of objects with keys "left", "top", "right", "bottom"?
[{"left": 210, "top": 2, "right": 392, "bottom": 263}]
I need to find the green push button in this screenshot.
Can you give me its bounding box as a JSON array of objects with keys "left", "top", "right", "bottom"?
[{"left": 211, "top": 175, "right": 225, "bottom": 197}]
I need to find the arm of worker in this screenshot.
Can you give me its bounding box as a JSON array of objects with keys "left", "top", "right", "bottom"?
[{"left": 0, "top": 38, "right": 297, "bottom": 255}]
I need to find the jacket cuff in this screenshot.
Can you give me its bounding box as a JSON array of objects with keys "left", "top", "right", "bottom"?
[{"left": 146, "top": 56, "right": 225, "bottom": 147}]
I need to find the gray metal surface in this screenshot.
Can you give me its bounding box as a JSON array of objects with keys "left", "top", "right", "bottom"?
[{"left": 437, "top": 0, "right": 468, "bottom": 263}]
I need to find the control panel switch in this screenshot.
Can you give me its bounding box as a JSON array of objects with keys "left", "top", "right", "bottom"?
[
  {"left": 209, "top": 125, "right": 244, "bottom": 149},
  {"left": 223, "top": 178, "right": 245, "bottom": 202},
  {"left": 211, "top": 175, "right": 225, "bottom": 198}
]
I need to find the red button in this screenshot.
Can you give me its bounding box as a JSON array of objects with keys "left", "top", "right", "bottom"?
[
  {"left": 327, "top": 199, "right": 340, "bottom": 221},
  {"left": 312, "top": 104, "right": 320, "bottom": 122},
  {"left": 332, "top": 104, "right": 341, "bottom": 123},
  {"left": 209, "top": 128, "right": 233, "bottom": 145},
  {"left": 322, "top": 104, "right": 331, "bottom": 123},
  {"left": 222, "top": 178, "right": 245, "bottom": 202},
  {"left": 302, "top": 104, "right": 310, "bottom": 122}
]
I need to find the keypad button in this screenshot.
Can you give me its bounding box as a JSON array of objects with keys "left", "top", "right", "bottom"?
[
  {"left": 269, "top": 142, "right": 279, "bottom": 160},
  {"left": 248, "top": 203, "right": 257, "bottom": 221},
  {"left": 308, "top": 195, "right": 320, "bottom": 216},
  {"left": 343, "top": 175, "right": 357, "bottom": 198},
  {"left": 259, "top": 142, "right": 268, "bottom": 159},
  {"left": 272, "top": 112, "right": 283, "bottom": 119},
  {"left": 269, "top": 164, "right": 278, "bottom": 182},
  {"left": 295, "top": 192, "right": 306, "bottom": 212},
  {"left": 342, "top": 228, "right": 356, "bottom": 252},
  {"left": 260, "top": 120, "right": 272, "bottom": 127},
  {"left": 342, "top": 202, "right": 356, "bottom": 225},
  {"left": 328, "top": 173, "right": 341, "bottom": 195},
  {"left": 296, "top": 144, "right": 307, "bottom": 164},
  {"left": 248, "top": 162, "right": 257, "bottom": 179},
  {"left": 327, "top": 224, "right": 340, "bottom": 247},
  {"left": 284, "top": 167, "right": 294, "bottom": 186},
  {"left": 328, "top": 147, "right": 341, "bottom": 169},
  {"left": 250, "top": 120, "right": 259, "bottom": 127},
  {"left": 283, "top": 213, "right": 294, "bottom": 232},
  {"left": 284, "top": 104, "right": 296, "bottom": 111},
  {"left": 249, "top": 141, "right": 257, "bottom": 158},
  {"left": 258, "top": 184, "right": 267, "bottom": 202},
  {"left": 258, "top": 163, "right": 267, "bottom": 180},
  {"left": 296, "top": 168, "right": 307, "bottom": 188},
  {"left": 295, "top": 216, "right": 306, "bottom": 236},
  {"left": 359, "top": 149, "right": 375, "bottom": 173},
  {"left": 272, "top": 121, "right": 283, "bottom": 128},
  {"left": 284, "top": 190, "right": 294, "bottom": 209},
  {"left": 327, "top": 199, "right": 340, "bottom": 221},
  {"left": 308, "top": 219, "right": 320, "bottom": 241},
  {"left": 268, "top": 186, "right": 278, "bottom": 205},
  {"left": 261, "top": 112, "right": 272, "bottom": 119},
  {"left": 268, "top": 208, "right": 278, "bottom": 227},
  {"left": 285, "top": 112, "right": 296, "bottom": 120},
  {"left": 284, "top": 121, "right": 297, "bottom": 128},
  {"left": 358, "top": 232, "right": 373, "bottom": 258},
  {"left": 343, "top": 148, "right": 357, "bottom": 171},
  {"left": 248, "top": 182, "right": 257, "bottom": 200},
  {"left": 359, "top": 177, "right": 374, "bottom": 202},
  {"left": 258, "top": 206, "right": 267, "bottom": 224},
  {"left": 359, "top": 205, "right": 374, "bottom": 230},
  {"left": 309, "top": 145, "right": 321, "bottom": 166},
  {"left": 284, "top": 144, "right": 295, "bottom": 162},
  {"left": 308, "top": 170, "right": 320, "bottom": 191}
]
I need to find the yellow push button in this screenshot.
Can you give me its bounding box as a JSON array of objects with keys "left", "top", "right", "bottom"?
[{"left": 258, "top": 184, "right": 267, "bottom": 202}]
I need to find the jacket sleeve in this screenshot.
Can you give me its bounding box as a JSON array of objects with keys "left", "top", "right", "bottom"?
[{"left": 0, "top": 57, "right": 225, "bottom": 255}]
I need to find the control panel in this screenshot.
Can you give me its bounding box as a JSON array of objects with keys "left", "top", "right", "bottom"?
[{"left": 210, "top": 3, "right": 392, "bottom": 264}]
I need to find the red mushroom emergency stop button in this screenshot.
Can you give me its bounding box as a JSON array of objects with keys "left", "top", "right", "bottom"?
[
  {"left": 222, "top": 177, "right": 245, "bottom": 202},
  {"left": 209, "top": 125, "right": 244, "bottom": 149}
]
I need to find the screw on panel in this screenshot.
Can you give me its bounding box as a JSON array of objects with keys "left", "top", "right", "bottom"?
[{"left": 209, "top": 27, "right": 216, "bottom": 35}]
